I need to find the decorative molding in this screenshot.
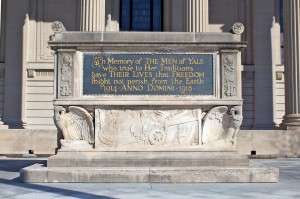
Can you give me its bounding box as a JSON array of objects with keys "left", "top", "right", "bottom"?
[
  {"left": 276, "top": 71, "right": 284, "bottom": 81},
  {"left": 51, "top": 21, "right": 65, "bottom": 34},
  {"left": 27, "top": 69, "right": 54, "bottom": 78},
  {"left": 232, "top": 22, "right": 245, "bottom": 35},
  {"left": 26, "top": 63, "right": 54, "bottom": 70},
  {"left": 27, "top": 69, "right": 36, "bottom": 78}
]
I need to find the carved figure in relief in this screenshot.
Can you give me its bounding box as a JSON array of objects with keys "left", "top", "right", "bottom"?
[
  {"left": 97, "top": 109, "right": 200, "bottom": 147},
  {"left": 54, "top": 106, "right": 94, "bottom": 149},
  {"left": 202, "top": 106, "right": 243, "bottom": 147},
  {"left": 224, "top": 55, "right": 236, "bottom": 96},
  {"left": 60, "top": 54, "right": 72, "bottom": 96},
  {"left": 225, "top": 106, "right": 243, "bottom": 144}
]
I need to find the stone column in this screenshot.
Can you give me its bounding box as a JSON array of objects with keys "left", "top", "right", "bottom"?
[
  {"left": 282, "top": 0, "right": 300, "bottom": 129},
  {"left": 3, "top": 0, "right": 29, "bottom": 128},
  {"left": 185, "top": 0, "right": 208, "bottom": 32},
  {"left": 80, "top": 0, "right": 105, "bottom": 31}
]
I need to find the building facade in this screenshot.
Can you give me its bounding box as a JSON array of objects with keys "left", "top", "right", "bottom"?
[{"left": 0, "top": 0, "right": 295, "bottom": 132}]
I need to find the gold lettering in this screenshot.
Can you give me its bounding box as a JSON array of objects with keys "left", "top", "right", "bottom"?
[
  {"left": 160, "top": 58, "right": 178, "bottom": 64},
  {"left": 151, "top": 78, "right": 167, "bottom": 85},
  {"left": 148, "top": 85, "right": 175, "bottom": 92},
  {"left": 107, "top": 58, "right": 134, "bottom": 66},
  {"left": 186, "top": 78, "right": 204, "bottom": 84},
  {"left": 188, "top": 58, "right": 204, "bottom": 65},
  {"left": 127, "top": 78, "right": 148, "bottom": 85},
  {"left": 145, "top": 58, "right": 158, "bottom": 64},
  {"left": 172, "top": 72, "right": 204, "bottom": 78},
  {"left": 121, "top": 85, "right": 144, "bottom": 91},
  {"left": 109, "top": 71, "right": 129, "bottom": 78}
]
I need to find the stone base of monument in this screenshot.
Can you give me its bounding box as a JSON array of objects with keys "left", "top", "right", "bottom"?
[{"left": 20, "top": 150, "right": 279, "bottom": 183}]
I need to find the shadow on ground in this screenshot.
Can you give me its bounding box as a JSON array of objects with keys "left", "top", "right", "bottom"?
[
  {"left": 0, "top": 159, "right": 116, "bottom": 199},
  {"left": 0, "top": 159, "right": 46, "bottom": 172}
]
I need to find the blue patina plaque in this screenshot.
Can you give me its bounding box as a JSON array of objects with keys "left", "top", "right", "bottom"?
[{"left": 83, "top": 53, "right": 214, "bottom": 95}]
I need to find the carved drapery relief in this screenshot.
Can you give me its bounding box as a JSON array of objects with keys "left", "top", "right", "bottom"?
[
  {"left": 223, "top": 55, "right": 236, "bottom": 97},
  {"left": 54, "top": 106, "right": 94, "bottom": 149},
  {"left": 202, "top": 106, "right": 243, "bottom": 146},
  {"left": 60, "top": 54, "right": 73, "bottom": 96},
  {"left": 96, "top": 109, "right": 201, "bottom": 148},
  {"left": 226, "top": 106, "right": 243, "bottom": 145}
]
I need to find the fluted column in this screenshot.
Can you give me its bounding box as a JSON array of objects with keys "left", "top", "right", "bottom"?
[
  {"left": 80, "top": 0, "right": 105, "bottom": 31},
  {"left": 185, "top": 0, "right": 208, "bottom": 32},
  {"left": 282, "top": 0, "right": 300, "bottom": 129}
]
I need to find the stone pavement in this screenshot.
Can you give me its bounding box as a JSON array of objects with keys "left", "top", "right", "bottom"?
[{"left": 0, "top": 157, "right": 299, "bottom": 199}]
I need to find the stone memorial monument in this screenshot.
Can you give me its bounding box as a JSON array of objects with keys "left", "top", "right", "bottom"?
[{"left": 21, "top": 22, "right": 278, "bottom": 183}]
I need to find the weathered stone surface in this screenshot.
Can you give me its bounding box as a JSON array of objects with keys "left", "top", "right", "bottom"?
[
  {"left": 237, "top": 130, "right": 300, "bottom": 157},
  {"left": 47, "top": 151, "right": 249, "bottom": 167},
  {"left": 51, "top": 32, "right": 243, "bottom": 45},
  {"left": 20, "top": 164, "right": 48, "bottom": 183},
  {"left": 20, "top": 161, "right": 278, "bottom": 183},
  {"left": 54, "top": 106, "right": 94, "bottom": 149},
  {"left": 0, "top": 129, "right": 57, "bottom": 155},
  {"left": 96, "top": 109, "right": 202, "bottom": 148}
]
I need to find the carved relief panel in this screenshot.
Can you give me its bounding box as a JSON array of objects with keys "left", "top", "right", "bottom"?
[
  {"left": 95, "top": 109, "right": 201, "bottom": 149},
  {"left": 221, "top": 53, "right": 238, "bottom": 98},
  {"left": 58, "top": 53, "right": 74, "bottom": 98}
]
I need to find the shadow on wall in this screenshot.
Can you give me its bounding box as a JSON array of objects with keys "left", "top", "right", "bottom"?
[{"left": 209, "top": 0, "right": 240, "bottom": 32}]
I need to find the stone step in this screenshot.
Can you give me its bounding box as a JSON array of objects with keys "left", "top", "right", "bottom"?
[
  {"left": 20, "top": 161, "right": 279, "bottom": 183},
  {"left": 47, "top": 151, "right": 249, "bottom": 167}
]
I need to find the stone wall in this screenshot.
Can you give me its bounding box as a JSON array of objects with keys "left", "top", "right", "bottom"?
[
  {"left": 26, "top": 72, "right": 55, "bottom": 129},
  {"left": 238, "top": 130, "right": 300, "bottom": 157},
  {"left": 1, "top": 130, "right": 299, "bottom": 158},
  {"left": 0, "top": 129, "right": 57, "bottom": 156}
]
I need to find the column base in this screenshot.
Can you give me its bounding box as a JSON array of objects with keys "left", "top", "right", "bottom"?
[{"left": 282, "top": 114, "right": 300, "bottom": 130}]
